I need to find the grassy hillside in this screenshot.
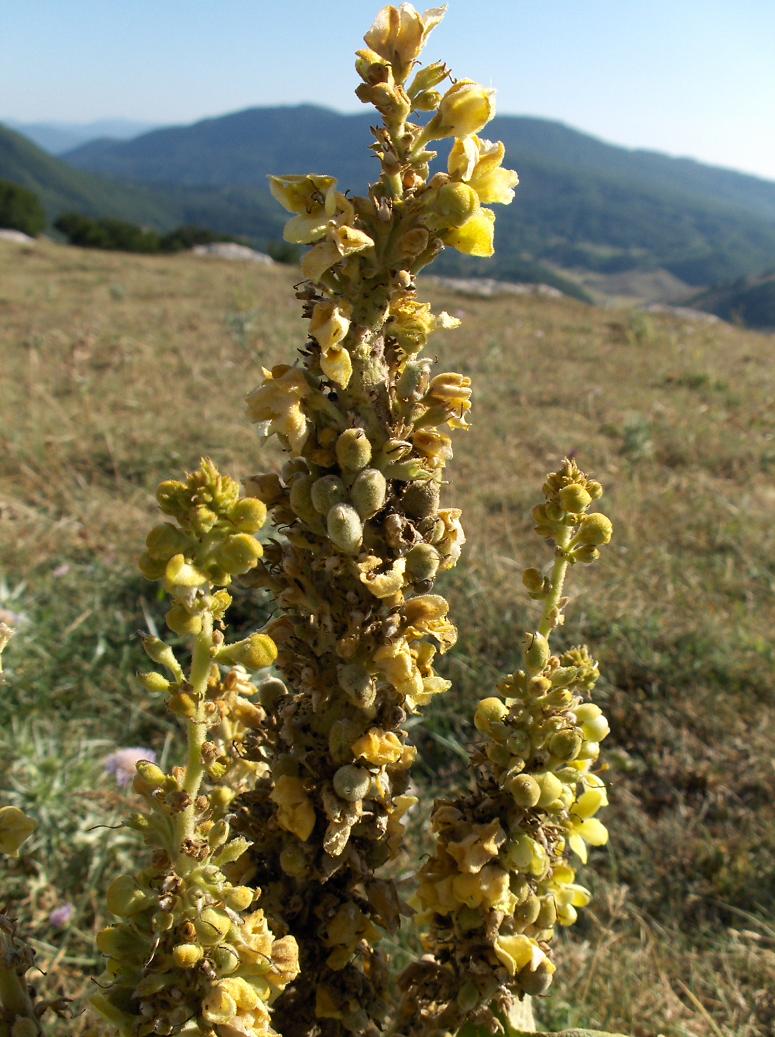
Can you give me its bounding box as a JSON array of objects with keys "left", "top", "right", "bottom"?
[
  {"left": 1, "top": 239, "right": 773, "bottom": 1036},
  {"left": 691, "top": 270, "right": 775, "bottom": 328},
  {"left": 62, "top": 105, "right": 775, "bottom": 288},
  {"left": 0, "top": 123, "right": 281, "bottom": 243}
]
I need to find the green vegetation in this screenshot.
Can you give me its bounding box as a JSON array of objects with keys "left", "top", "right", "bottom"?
[
  {"left": 0, "top": 178, "right": 45, "bottom": 235},
  {"left": 53, "top": 212, "right": 239, "bottom": 253},
  {"left": 1, "top": 239, "right": 772, "bottom": 1035}
]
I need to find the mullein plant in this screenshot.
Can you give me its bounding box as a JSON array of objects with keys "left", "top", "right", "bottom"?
[
  {"left": 398, "top": 460, "right": 613, "bottom": 1034},
  {"left": 221, "top": 5, "right": 614, "bottom": 1037},
  {"left": 91, "top": 460, "right": 300, "bottom": 1037}
]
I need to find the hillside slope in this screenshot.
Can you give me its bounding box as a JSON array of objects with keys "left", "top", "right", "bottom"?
[
  {"left": 63, "top": 106, "right": 775, "bottom": 287},
  {"left": 1, "top": 237, "right": 773, "bottom": 1036},
  {"left": 0, "top": 123, "right": 281, "bottom": 242},
  {"left": 691, "top": 270, "right": 775, "bottom": 328}
]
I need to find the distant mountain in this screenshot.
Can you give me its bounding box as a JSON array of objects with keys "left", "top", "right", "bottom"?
[
  {"left": 691, "top": 271, "right": 775, "bottom": 329},
  {"left": 62, "top": 104, "right": 775, "bottom": 289},
  {"left": 0, "top": 124, "right": 280, "bottom": 243},
  {"left": 4, "top": 118, "right": 160, "bottom": 155}
]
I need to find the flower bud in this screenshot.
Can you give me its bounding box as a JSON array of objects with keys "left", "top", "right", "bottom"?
[
  {"left": 548, "top": 728, "right": 583, "bottom": 761},
  {"left": 135, "top": 761, "right": 167, "bottom": 788},
  {"left": 327, "top": 503, "right": 363, "bottom": 554},
  {"left": 507, "top": 773, "right": 541, "bottom": 808},
  {"left": 534, "top": 771, "right": 564, "bottom": 808},
  {"left": 333, "top": 765, "right": 371, "bottom": 802},
  {"left": 259, "top": 676, "right": 287, "bottom": 710},
  {"left": 145, "top": 523, "right": 189, "bottom": 561},
  {"left": 559, "top": 482, "right": 592, "bottom": 513},
  {"left": 522, "top": 567, "right": 544, "bottom": 593},
  {"left": 436, "top": 80, "right": 495, "bottom": 137},
  {"left": 522, "top": 631, "right": 550, "bottom": 672},
  {"left": 195, "top": 909, "right": 232, "bottom": 947},
  {"left": 432, "top": 182, "right": 480, "bottom": 228},
  {"left": 289, "top": 473, "right": 318, "bottom": 524},
  {"left": 576, "top": 513, "right": 613, "bottom": 546},
  {"left": 573, "top": 544, "right": 600, "bottom": 564},
  {"left": 166, "top": 605, "right": 202, "bottom": 637},
  {"left": 207, "top": 819, "right": 230, "bottom": 848},
  {"left": 311, "top": 475, "right": 348, "bottom": 514},
  {"left": 336, "top": 428, "right": 372, "bottom": 470},
  {"left": 139, "top": 671, "right": 171, "bottom": 694},
  {"left": 172, "top": 943, "right": 203, "bottom": 968},
  {"left": 215, "top": 533, "right": 263, "bottom": 575},
  {"left": 218, "top": 633, "right": 277, "bottom": 670},
  {"left": 164, "top": 554, "right": 207, "bottom": 589},
  {"left": 351, "top": 468, "right": 387, "bottom": 519},
  {"left": 229, "top": 497, "right": 267, "bottom": 532},
  {"left": 474, "top": 696, "right": 509, "bottom": 735},
  {"left": 225, "top": 886, "right": 254, "bottom": 911}
]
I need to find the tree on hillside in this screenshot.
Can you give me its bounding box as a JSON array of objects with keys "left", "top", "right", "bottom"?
[{"left": 0, "top": 179, "right": 46, "bottom": 236}]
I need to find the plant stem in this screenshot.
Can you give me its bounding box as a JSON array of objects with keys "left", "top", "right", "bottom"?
[
  {"left": 538, "top": 526, "right": 572, "bottom": 641},
  {"left": 177, "top": 610, "right": 214, "bottom": 848}
]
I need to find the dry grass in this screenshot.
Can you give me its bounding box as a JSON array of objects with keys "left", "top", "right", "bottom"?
[{"left": 1, "top": 238, "right": 774, "bottom": 1036}]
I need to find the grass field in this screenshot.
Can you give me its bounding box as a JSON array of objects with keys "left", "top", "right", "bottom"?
[{"left": 1, "top": 238, "right": 774, "bottom": 1036}]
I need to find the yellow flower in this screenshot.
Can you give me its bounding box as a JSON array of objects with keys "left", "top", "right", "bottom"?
[
  {"left": 452, "top": 863, "right": 515, "bottom": 912},
  {"left": 268, "top": 173, "right": 337, "bottom": 214},
  {"left": 270, "top": 775, "right": 316, "bottom": 842},
  {"left": 374, "top": 638, "right": 424, "bottom": 698},
  {"left": 388, "top": 296, "right": 460, "bottom": 354},
  {"left": 0, "top": 805, "right": 36, "bottom": 857},
  {"left": 436, "top": 507, "right": 466, "bottom": 569},
  {"left": 364, "top": 4, "right": 446, "bottom": 74},
  {"left": 567, "top": 815, "right": 609, "bottom": 863},
  {"left": 549, "top": 864, "right": 591, "bottom": 926},
  {"left": 448, "top": 135, "right": 519, "bottom": 205},
  {"left": 446, "top": 819, "right": 505, "bottom": 873},
  {"left": 351, "top": 727, "right": 404, "bottom": 766},
  {"left": 358, "top": 555, "right": 407, "bottom": 599},
  {"left": 442, "top": 205, "right": 495, "bottom": 257},
  {"left": 245, "top": 364, "right": 311, "bottom": 455},
  {"left": 422, "top": 371, "right": 473, "bottom": 429},
  {"left": 493, "top": 934, "right": 553, "bottom": 977},
  {"left": 309, "top": 302, "right": 354, "bottom": 388},
  {"left": 402, "top": 593, "right": 457, "bottom": 652},
  {"left": 436, "top": 79, "right": 496, "bottom": 138},
  {"left": 301, "top": 223, "right": 375, "bottom": 282},
  {"left": 309, "top": 300, "right": 352, "bottom": 352}
]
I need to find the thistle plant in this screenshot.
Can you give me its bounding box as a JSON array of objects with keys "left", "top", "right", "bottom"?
[{"left": 91, "top": 460, "right": 300, "bottom": 1036}]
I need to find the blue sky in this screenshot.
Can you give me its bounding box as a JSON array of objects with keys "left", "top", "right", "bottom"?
[{"left": 3, "top": 0, "right": 775, "bottom": 180}]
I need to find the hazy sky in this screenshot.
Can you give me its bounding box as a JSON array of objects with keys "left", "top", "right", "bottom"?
[{"left": 3, "top": 0, "right": 775, "bottom": 180}]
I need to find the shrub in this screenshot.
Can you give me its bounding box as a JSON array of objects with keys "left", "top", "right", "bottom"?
[{"left": 0, "top": 179, "right": 46, "bottom": 236}]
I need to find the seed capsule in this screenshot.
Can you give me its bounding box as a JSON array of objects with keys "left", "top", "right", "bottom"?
[
  {"left": 333, "top": 765, "right": 371, "bottom": 802},
  {"left": 311, "top": 475, "right": 348, "bottom": 514},
  {"left": 402, "top": 479, "right": 440, "bottom": 519},
  {"left": 336, "top": 428, "right": 372, "bottom": 470},
  {"left": 327, "top": 503, "right": 363, "bottom": 553},
  {"left": 405, "top": 542, "right": 440, "bottom": 581},
  {"left": 523, "top": 631, "right": 550, "bottom": 672},
  {"left": 577, "top": 512, "right": 613, "bottom": 546},
  {"left": 351, "top": 468, "right": 387, "bottom": 519}
]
